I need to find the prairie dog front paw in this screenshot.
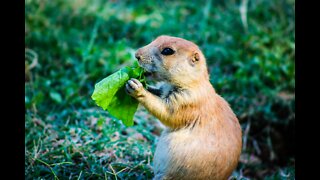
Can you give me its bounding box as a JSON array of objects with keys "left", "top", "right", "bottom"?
[{"left": 126, "top": 78, "right": 146, "bottom": 98}]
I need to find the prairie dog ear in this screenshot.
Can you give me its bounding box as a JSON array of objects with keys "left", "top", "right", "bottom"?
[{"left": 191, "top": 52, "right": 200, "bottom": 63}]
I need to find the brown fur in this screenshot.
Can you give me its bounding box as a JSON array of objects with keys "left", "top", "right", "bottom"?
[{"left": 126, "top": 35, "right": 242, "bottom": 180}]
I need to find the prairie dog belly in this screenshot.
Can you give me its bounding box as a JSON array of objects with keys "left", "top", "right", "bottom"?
[{"left": 153, "top": 128, "right": 218, "bottom": 180}]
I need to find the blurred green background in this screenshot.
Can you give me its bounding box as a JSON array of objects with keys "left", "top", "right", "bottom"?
[{"left": 25, "top": 0, "right": 295, "bottom": 179}]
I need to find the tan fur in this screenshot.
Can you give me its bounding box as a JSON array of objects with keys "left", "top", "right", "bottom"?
[{"left": 126, "top": 35, "right": 242, "bottom": 180}]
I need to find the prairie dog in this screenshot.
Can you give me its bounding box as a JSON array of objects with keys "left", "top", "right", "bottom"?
[{"left": 126, "top": 35, "right": 242, "bottom": 180}]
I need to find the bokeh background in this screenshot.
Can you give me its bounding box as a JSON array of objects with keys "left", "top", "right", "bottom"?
[{"left": 25, "top": 0, "right": 295, "bottom": 179}]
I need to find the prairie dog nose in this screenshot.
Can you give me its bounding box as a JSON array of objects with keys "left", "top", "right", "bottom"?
[{"left": 135, "top": 49, "right": 142, "bottom": 61}]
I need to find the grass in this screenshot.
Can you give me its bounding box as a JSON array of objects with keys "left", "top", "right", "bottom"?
[{"left": 25, "top": 0, "right": 295, "bottom": 179}]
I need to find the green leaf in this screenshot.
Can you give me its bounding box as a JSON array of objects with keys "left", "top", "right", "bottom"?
[
  {"left": 91, "top": 67, "right": 131, "bottom": 110},
  {"left": 107, "top": 87, "right": 139, "bottom": 126},
  {"left": 91, "top": 64, "right": 145, "bottom": 126}
]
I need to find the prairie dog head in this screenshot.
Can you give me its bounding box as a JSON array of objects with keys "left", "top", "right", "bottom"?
[{"left": 135, "top": 35, "right": 209, "bottom": 87}]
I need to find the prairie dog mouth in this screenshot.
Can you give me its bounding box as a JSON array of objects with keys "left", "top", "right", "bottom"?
[
  {"left": 137, "top": 61, "right": 164, "bottom": 81},
  {"left": 144, "top": 71, "right": 153, "bottom": 77},
  {"left": 138, "top": 63, "right": 157, "bottom": 75},
  {"left": 141, "top": 68, "right": 161, "bottom": 80},
  {"left": 144, "top": 70, "right": 158, "bottom": 79}
]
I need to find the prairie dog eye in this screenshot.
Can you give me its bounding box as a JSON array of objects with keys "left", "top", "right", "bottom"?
[{"left": 161, "top": 48, "right": 175, "bottom": 55}]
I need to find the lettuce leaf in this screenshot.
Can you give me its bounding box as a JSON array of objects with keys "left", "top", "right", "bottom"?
[{"left": 91, "top": 64, "right": 145, "bottom": 126}]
